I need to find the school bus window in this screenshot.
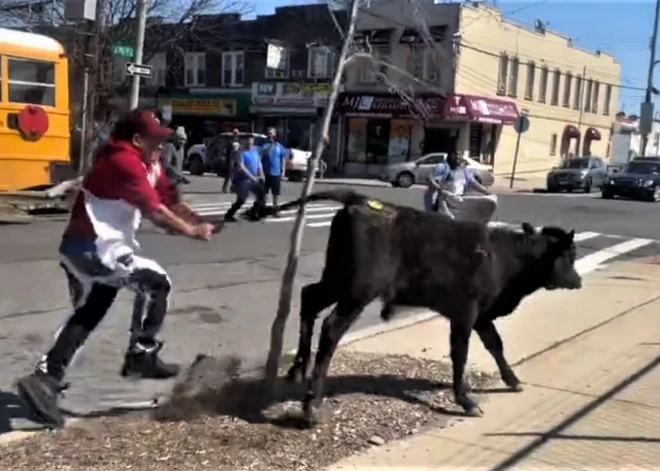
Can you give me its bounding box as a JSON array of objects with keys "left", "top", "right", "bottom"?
[{"left": 8, "top": 58, "right": 55, "bottom": 107}]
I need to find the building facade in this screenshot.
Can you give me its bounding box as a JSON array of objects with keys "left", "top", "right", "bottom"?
[
  {"left": 457, "top": 3, "right": 621, "bottom": 179},
  {"left": 335, "top": 1, "right": 621, "bottom": 180}
]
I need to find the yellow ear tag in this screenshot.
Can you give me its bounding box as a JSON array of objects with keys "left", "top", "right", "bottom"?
[{"left": 366, "top": 199, "right": 384, "bottom": 210}]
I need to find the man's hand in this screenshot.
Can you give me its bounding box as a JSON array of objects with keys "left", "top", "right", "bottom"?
[{"left": 192, "top": 222, "right": 214, "bottom": 241}]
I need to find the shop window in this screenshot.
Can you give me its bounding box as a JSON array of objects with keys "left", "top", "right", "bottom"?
[
  {"left": 550, "top": 133, "right": 557, "bottom": 156},
  {"left": 365, "top": 119, "right": 390, "bottom": 164},
  {"left": 8, "top": 58, "right": 55, "bottom": 106}
]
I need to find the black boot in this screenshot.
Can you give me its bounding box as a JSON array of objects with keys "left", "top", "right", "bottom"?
[
  {"left": 16, "top": 323, "right": 88, "bottom": 429},
  {"left": 120, "top": 341, "right": 180, "bottom": 379},
  {"left": 16, "top": 371, "right": 67, "bottom": 429}
]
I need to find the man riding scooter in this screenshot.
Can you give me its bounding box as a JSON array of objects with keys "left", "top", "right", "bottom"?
[{"left": 425, "top": 152, "right": 497, "bottom": 223}]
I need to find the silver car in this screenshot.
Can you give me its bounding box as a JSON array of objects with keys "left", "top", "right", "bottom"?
[
  {"left": 546, "top": 156, "right": 608, "bottom": 193},
  {"left": 381, "top": 153, "right": 495, "bottom": 188}
]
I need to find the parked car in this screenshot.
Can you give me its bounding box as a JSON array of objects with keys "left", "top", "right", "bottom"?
[
  {"left": 381, "top": 153, "right": 495, "bottom": 188},
  {"left": 184, "top": 132, "right": 319, "bottom": 179},
  {"left": 546, "top": 156, "right": 608, "bottom": 193},
  {"left": 601, "top": 160, "right": 660, "bottom": 202}
]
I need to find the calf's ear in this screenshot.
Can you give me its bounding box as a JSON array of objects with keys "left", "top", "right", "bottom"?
[
  {"left": 566, "top": 230, "right": 575, "bottom": 243},
  {"left": 521, "top": 222, "right": 536, "bottom": 235}
]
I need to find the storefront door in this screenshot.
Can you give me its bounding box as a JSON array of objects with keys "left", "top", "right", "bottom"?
[{"left": 423, "top": 128, "right": 457, "bottom": 154}]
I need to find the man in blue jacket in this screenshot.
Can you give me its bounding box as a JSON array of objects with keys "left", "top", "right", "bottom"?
[{"left": 261, "top": 127, "right": 288, "bottom": 217}]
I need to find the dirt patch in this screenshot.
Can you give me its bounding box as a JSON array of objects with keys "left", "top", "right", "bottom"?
[{"left": 1, "top": 351, "right": 496, "bottom": 471}]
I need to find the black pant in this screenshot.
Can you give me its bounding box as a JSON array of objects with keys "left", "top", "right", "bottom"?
[
  {"left": 225, "top": 180, "right": 266, "bottom": 220},
  {"left": 37, "top": 245, "right": 171, "bottom": 381},
  {"left": 264, "top": 174, "right": 282, "bottom": 196}
]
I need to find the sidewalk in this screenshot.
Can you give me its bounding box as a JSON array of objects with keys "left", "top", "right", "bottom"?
[{"left": 328, "top": 258, "right": 660, "bottom": 470}]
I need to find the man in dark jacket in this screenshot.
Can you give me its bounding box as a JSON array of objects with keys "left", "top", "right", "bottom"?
[{"left": 222, "top": 128, "right": 240, "bottom": 193}]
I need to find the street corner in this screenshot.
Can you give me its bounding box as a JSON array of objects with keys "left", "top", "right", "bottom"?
[{"left": 0, "top": 349, "right": 494, "bottom": 471}]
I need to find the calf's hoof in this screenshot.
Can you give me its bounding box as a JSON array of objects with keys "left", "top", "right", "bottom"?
[
  {"left": 465, "top": 406, "right": 484, "bottom": 417},
  {"left": 285, "top": 363, "right": 305, "bottom": 383},
  {"left": 456, "top": 392, "right": 482, "bottom": 417},
  {"left": 501, "top": 372, "right": 524, "bottom": 392}
]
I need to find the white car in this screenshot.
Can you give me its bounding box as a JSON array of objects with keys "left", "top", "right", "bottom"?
[{"left": 184, "top": 132, "right": 325, "bottom": 180}]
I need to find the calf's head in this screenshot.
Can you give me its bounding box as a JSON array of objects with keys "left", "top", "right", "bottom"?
[{"left": 521, "top": 223, "right": 582, "bottom": 291}]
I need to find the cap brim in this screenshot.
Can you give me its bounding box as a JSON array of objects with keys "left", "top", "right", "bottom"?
[{"left": 150, "top": 127, "right": 174, "bottom": 140}]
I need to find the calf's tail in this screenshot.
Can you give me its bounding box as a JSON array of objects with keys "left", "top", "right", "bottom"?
[{"left": 276, "top": 190, "right": 369, "bottom": 212}]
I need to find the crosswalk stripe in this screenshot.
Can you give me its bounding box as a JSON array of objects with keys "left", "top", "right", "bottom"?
[
  {"left": 575, "top": 238, "right": 653, "bottom": 275},
  {"left": 573, "top": 231, "right": 600, "bottom": 242}
]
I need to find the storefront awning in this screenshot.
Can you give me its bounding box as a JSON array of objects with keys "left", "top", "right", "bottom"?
[
  {"left": 442, "top": 94, "right": 519, "bottom": 124},
  {"left": 354, "top": 28, "right": 394, "bottom": 46},
  {"left": 399, "top": 25, "right": 448, "bottom": 44},
  {"left": 563, "top": 125, "right": 581, "bottom": 139},
  {"left": 585, "top": 127, "right": 602, "bottom": 140},
  {"left": 336, "top": 92, "right": 444, "bottom": 117}
]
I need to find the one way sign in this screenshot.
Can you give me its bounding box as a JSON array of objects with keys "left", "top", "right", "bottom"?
[{"left": 125, "top": 62, "right": 152, "bottom": 78}]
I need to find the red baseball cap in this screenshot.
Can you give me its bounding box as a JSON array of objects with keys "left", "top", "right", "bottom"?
[{"left": 112, "top": 109, "right": 173, "bottom": 141}]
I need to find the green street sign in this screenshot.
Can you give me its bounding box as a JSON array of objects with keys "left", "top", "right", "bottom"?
[{"left": 112, "top": 44, "right": 134, "bottom": 58}]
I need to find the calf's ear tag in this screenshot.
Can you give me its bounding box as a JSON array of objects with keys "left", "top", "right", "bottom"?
[{"left": 366, "top": 199, "right": 384, "bottom": 210}]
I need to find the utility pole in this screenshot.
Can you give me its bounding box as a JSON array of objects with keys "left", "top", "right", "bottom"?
[
  {"left": 128, "top": 0, "right": 148, "bottom": 109},
  {"left": 640, "top": 0, "right": 660, "bottom": 157},
  {"left": 575, "top": 65, "right": 586, "bottom": 156}
]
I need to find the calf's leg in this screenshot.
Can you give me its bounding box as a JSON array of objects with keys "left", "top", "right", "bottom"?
[
  {"left": 302, "top": 298, "right": 365, "bottom": 425},
  {"left": 448, "top": 302, "right": 482, "bottom": 416},
  {"left": 474, "top": 319, "right": 522, "bottom": 391},
  {"left": 286, "top": 281, "right": 337, "bottom": 383}
]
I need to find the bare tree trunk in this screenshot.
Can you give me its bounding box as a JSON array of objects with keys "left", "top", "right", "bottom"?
[{"left": 263, "top": 0, "right": 362, "bottom": 388}]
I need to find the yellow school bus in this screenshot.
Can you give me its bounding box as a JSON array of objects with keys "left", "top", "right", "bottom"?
[{"left": 0, "top": 27, "right": 71, "bottom": 191}]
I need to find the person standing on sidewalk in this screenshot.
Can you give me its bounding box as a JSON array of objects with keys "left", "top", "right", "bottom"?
[
  {"left": 16, "top": 109, "right": 215, "bottom": 429},
  {"left": 222, "top": 128, "right": 240, "bottom": 193},
  {"left": 223, "top": 135, "right": 266, "bottom": 222},
  {"left": 261, "top": 127, "right": 287, "bottom": 217}
]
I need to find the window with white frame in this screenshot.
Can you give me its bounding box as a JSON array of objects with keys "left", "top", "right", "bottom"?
[
  {"left": 307, "top": 46, "right": 336, "bottom": 79},
  {"left": 221, "top": 51, "right": 244, "bottom": 87},
  {"left": 184, "top": 52, "right": 206, "bottom": 86},
  {"left": 147, "top": 52, "right": 166, "bottom": 87},
  {"left": 406, "top": 45, "right": 440, "bottom": 83},
  {"left": 359, "top": 44, "right": 389, "bottom": 83},
  {"left": 265, "top": 48, "right": 290, "bottom": 79}
]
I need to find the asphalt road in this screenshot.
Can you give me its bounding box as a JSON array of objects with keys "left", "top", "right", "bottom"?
[{"left": 1, "top": 175, "right": 659, "bottom": 423}]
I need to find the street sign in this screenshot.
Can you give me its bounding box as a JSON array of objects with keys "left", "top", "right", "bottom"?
[
  {"left": 514, "top": 115, "right": 530, "bottom": 134},
  {"left": 125, "top": 62, "right": 152, "bottom": 78},
  {"left": 112, "top": 44, "right": 134, "bottom": 58}
]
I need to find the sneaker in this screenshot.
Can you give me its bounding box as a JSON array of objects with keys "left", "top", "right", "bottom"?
[
  {"left": 223, "top": 214, "right": 238, "bottom": 223},
  {"left": 120, "top": 343, "right": 180, "bottom": 380},
  {"left": 16, "top": 371, "right": 66, "bottom": 429}
]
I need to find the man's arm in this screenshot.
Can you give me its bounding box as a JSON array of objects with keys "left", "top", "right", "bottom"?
[
  {"left": 468, "top": 172, "right": 490, "bottom": 195},
  {"left": 116, "top": 157, "right": 209, "bottom": 240},
  {"left": 239, "top": 155, "right": 260, "bottom": 184}
]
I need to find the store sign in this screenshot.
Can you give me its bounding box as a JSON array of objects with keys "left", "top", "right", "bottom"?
[
  {"left": 336, "top": 93, "right": 444, "bottom": 117},
  {"left": 251, "top": 82, "right": 340, "bottom": 107},
  {"left": 170, "top": 98, "right": 236, "bottom": 116},
  {"left": 443, "top": 94, "right": 518, "bottom": 124}
]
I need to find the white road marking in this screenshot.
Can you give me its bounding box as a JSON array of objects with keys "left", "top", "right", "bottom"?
[
  {"left": 575, "top": 238, "right": 653, "bottom": 275},
  {"left": 573, "top": 231, "right": 601, "bottom": 242}
]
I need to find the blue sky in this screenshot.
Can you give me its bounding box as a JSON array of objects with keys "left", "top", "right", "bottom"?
[{"left": 252, "top": 0, "right": 656, "bottom": 114}]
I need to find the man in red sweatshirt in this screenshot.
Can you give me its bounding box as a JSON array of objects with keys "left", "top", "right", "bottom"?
[{"left": 16, "top": 109, "right": 215, "bottom": 429}]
